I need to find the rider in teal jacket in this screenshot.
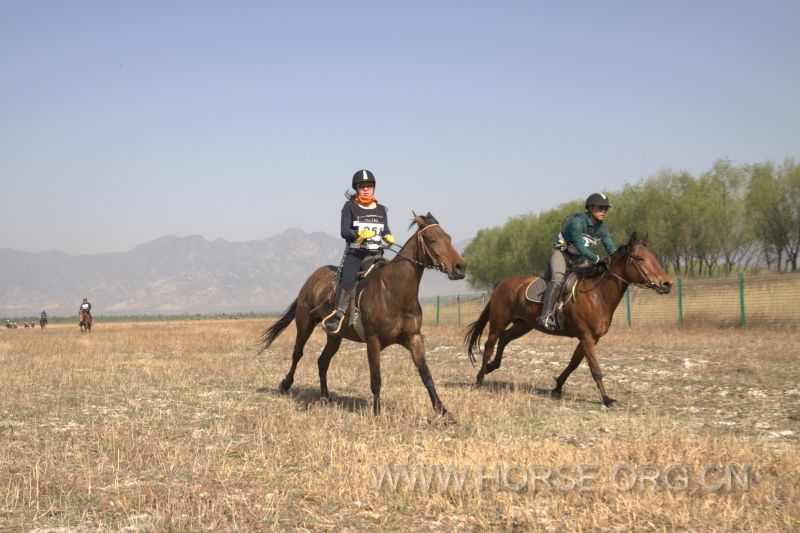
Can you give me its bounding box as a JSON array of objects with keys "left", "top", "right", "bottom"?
[
  {"left": 537, "top": 193, "right": 617, "bottom": 331},
  {"left": 554, "top": 211, "right": 617, "bottom": 264}
]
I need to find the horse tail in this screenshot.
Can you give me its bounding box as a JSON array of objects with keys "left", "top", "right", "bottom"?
[
  {"left": 464, "top": 300, "right": 491, "bottom": 366},
  {"left": 258, "top": 299, "right": 298, "bottom": 354}
]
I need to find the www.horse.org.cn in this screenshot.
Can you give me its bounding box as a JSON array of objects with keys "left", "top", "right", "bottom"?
[{"left": 369, "top": 462, "right": 750, "bottom": 493}]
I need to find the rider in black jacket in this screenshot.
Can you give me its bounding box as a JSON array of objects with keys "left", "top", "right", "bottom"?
[{"left": 323, "top": 169, "right": 394, "bottom": 333}]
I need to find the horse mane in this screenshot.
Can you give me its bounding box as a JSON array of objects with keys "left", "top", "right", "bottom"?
[
  {"left": 613, "top": 243, "right": 631, "bottom": 257},
  {"left": 612, "top": 231, "right": 647, "bottom": 259}
]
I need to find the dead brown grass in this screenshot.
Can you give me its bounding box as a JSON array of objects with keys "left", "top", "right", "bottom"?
[{"left": 1, "top": 320, "right": 798, "bottom": 531}]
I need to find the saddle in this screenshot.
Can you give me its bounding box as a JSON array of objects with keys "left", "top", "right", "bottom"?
[{"left": 525, "top": 263, "right": 606, "bottom": 335}]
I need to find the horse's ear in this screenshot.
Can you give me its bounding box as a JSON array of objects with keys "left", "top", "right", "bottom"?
[
  {"left": 628, "top": 231, "right": 638, "bottom": 246},
  {"left": 642, "top": 232, "right": 648, "bottom": 246},
  {"left": 412, "top": 211, "right": 426, "bottom": 228}
]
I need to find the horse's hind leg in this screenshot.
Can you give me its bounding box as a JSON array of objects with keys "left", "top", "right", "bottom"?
[
  {"left": 475, "top": 329, "right": 499, "bottom": 386},
  {"left": 552, "top": 343, "right": 586, "bottom": 399},
  {"left": 487, "top": 321, "right": 531, "bottom": 374},
  {"left": 279, "top": 318, "right": 315, "bottom": 393},
  {"left": 317, "top": 335, "right": 343, "bottom": 401},
  {"left": 477, "top": 321, "right": 530, "bottom": 385}
]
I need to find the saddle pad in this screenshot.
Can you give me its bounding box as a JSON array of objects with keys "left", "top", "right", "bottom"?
[
  {"left": 525, "top": 277, "right": 548, "bottom": 303},
  {"left": 524, "top": 273, "right": 579, "bottom": 304}
]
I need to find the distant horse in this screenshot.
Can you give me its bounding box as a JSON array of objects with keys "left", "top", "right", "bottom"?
[
  {"left": 79, "top": 310, "right": 92, "bottom": 333},
  {"left": 40, "top": 316, "right": 47, "bottom": 329},
  {"left": 259, "top": 213, "right": 466, "bottom": 417},
  {"left": 465, "top": 233, "right": 672, "bottom": 406}
]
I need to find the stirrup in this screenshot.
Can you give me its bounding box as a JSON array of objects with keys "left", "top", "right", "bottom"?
[
  {"left": 537, "top": 314, "right": 556, "bottom": 331},
  {"left": 323, "top": 310, "right": 344, "bottom": 334}
]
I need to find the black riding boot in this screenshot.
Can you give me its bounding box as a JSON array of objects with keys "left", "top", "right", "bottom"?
[
  {"left": 324, "top": 284, "right": 349, "bottom": 333},
  {"left": 536, "top": 280, "right": 562, "bottom": 331}
]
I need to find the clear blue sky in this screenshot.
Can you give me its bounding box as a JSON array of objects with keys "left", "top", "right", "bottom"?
[{"left": 2, "top": 1, "right": 798, "bottom": 254}]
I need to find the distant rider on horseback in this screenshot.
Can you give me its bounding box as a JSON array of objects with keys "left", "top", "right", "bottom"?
[
  {"left": 323, "top": 169, "right": 395, "bottom": 334},
  {"left": 537, "top": 193, "right": 617, "bottom": 331},
  {"left": 79, "top": 298, "right": 92, "bottom": 320}
]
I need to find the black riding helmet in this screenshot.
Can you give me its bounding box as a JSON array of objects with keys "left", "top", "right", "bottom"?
[
  {"left": 585, "top": 193, "right": 611, "bottom": 210},
  {"left": 352, "top": 169, "right": 376, "bottom": 190}
]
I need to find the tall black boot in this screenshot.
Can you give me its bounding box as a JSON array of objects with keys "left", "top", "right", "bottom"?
[
  {"left": 324, "top": 284, "right": 348, "bottom": 333},
  {"left": 536, "top": 280, "right": 562, "bottom": 331}
]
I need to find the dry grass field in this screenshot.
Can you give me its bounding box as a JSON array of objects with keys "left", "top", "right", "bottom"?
[{"left": 1, "top": 319, "right": 798, "bottom": 531}]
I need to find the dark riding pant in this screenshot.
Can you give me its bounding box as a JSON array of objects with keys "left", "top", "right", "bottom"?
[{"left": 334, "top": 249, "right": 382, "bottom": 312}]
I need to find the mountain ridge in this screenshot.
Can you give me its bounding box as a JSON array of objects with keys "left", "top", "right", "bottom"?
[{"left": 0, "top": 230, "right": 473, "bottom": 316}]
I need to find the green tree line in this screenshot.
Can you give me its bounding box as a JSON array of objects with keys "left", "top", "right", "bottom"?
[{"left": 464, "top": 158, "right": 800, "bottom": 290}]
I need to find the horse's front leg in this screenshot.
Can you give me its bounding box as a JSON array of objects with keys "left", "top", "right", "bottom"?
[
  {"left": 552, "top": 343, "right": 586, "bottom": 399},
  {"left": 365, "top": 336, "right": 383, "bottom": 415},
  {"left": 406, "top": 333, "right": 451, "bottom": 420},
  {"left": 580, "top": 337, "right": 615, "bottom": 406}
]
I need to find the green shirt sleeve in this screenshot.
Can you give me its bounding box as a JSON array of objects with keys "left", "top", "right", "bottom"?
[{"left": 601, "top": 233, "right": 617, "bottom": 255}]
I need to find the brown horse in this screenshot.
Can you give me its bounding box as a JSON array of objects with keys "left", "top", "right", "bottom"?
[
  {"left": 465, "top": 233, "right": 672, "bottom": 407},
  {"left": 40, "top": 316, "right": 48, "bottom": 329},
  {"left": 258, "top": 213, "right": 466, "bottom": 417},
  {"left": 79, "top": 310, "right": 92, "bottom": 333}
]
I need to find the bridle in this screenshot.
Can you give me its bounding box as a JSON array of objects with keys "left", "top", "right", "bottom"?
[
  {"left": 605, "top": 247, "right": 666, "bottom": 293},
  {"left": 386, "top": 223, "right": 448, "bottom": 273}
]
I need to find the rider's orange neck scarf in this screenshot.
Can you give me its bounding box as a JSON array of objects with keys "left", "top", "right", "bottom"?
[{"left": 355, "top": 194, "right": 376, "bottom": 206}]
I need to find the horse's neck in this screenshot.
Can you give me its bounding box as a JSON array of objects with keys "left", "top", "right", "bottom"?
[
  {"left": 385, "top": 236, "right": 425, "bottom": 300},
  {"left": 598, "top": 259, "right": 630, "bottom": 310}
]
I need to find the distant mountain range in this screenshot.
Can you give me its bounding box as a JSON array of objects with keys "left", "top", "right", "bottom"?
[{"left": 0, "top": 229, "right": 473, "bottom": 316}]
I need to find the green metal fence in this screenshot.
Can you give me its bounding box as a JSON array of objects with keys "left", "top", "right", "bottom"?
[{"left": 419, "top": 272, "right": 800, "bottom": 328}]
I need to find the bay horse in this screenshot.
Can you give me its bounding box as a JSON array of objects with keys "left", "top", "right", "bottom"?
[
  {"left": 258, "top": 213, "right": 466, "bottom": 417},
  {"left": 465, "top": 233, "right": 672, "bottom": 407},
  {"left": 40, "top": 316, "right": 48, "bottom": 329},
  {"left": 79, "top": 310, "right": 92, "bottom": 333}
]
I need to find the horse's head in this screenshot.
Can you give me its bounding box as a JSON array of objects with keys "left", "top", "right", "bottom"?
[
  {"left": 410, "top": 212, "right": 467, "bottom": 280},
  {"left": 612, "top": 232, "right": 672, "bottom": 294}
]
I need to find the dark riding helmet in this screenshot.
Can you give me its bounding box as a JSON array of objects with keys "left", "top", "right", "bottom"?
[
  {"left": 585, "top": 193, "right": 612, "bottom": 210},
  {"left": 352, "top": 169, "right": 376, "bottom": 190}
]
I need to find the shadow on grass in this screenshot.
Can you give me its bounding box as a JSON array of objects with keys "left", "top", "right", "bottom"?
[
  {"left": 256, "top": 384, "right": 370, "bottom": 413},
  {"left": 442, "top": 380, "right": 603, "bottom": 406}
]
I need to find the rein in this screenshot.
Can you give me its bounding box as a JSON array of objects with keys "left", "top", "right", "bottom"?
[{"left": 578, "top": 249, "right": 663, "bottom": 294}]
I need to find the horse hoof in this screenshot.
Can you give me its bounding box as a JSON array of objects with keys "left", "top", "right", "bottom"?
[
  {"left": 439, "top": 411, "right": 457, "bottom": 425},
  {"left": 603, "top": 397, "right": 617, "bottom": 407},
  {"left": 550, "top": 389, "right": 563, "bottom": 400},
  {"left": 319, "top": 394, "right": 331, "bottom": 404},
  {"left": 278, "top": 381, "right": 292, "bottom": 394},
  {"left": 475, "top": 374, "right": 484, "bottom": 387}
]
